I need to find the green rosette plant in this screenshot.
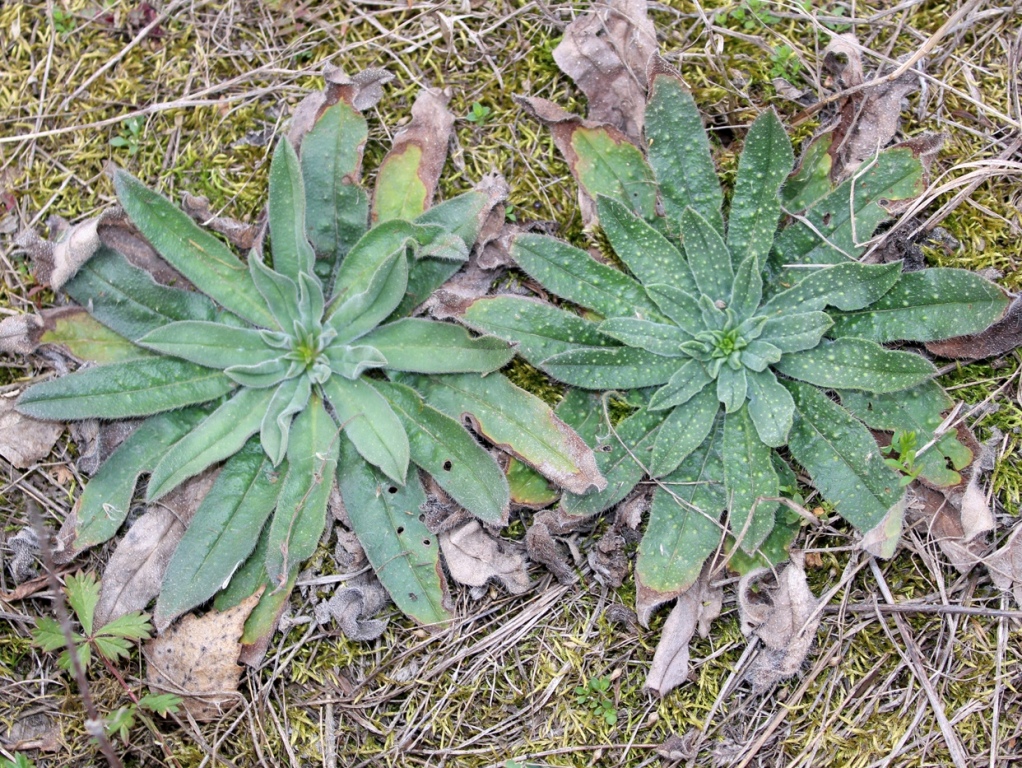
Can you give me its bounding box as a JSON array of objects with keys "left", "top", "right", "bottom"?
[
  {"left": 15, "top": 90, "right": 603, "bottom": 632},
  {"left": 461, "top": 58, "right": 1010, "bottom": 617}
]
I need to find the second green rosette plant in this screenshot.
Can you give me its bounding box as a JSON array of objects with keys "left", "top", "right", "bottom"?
[{"left": 461, "top": 58, "right": 1009, "bottom": 615}]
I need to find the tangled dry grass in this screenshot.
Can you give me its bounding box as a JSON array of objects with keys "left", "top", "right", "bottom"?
[{"left": 1, "top": 1, "right": 1021, "bottom": 766}]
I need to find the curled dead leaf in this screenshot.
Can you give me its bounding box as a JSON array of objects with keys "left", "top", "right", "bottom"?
[
  {"left": 288, "top": 65, "right": 393, "bottom": 145},
  {"left": 440, "top": 519, "right": 531, "bottom": 597},
  {"left": 0, "top": 398, "right": 63, "bottom": 470},
  {"left": 314, "top": 573, "right": 389, "bottom": 641},
  {"left": 646, "top": 568, "right": 722, "bottom": 697},
  {"left": 145, "top": 591, "right": 261, "bottom": 722},
  {"left": 738, "top": 552, "right": 821, "bottom": 692},
  {"left": 524, "top": 508, "right": 589, "bottom": 584},
  {"left": 552, "top": 0, "right": 656, "bottom": 144},
  {"left": 926, "top": 295, "right": 1022, "bottom": 361},
  {"left": 181, "top": 193, "right": 261, "bottom": 250},
  {"left": 986, "top": 525, "right": 1022, "bottom": 605}
]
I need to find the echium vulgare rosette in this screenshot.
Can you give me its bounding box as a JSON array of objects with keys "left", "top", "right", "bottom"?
[
  {"left": 460, "top": 57, "right": 1010, "bottom": 616},
  {"left": 15, "top": 91, "right": 604, "bottom": 631}
]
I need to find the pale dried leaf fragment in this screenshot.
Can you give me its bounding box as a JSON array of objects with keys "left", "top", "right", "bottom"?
[
  {"left": 646, "top": 569, "right": 722, "bottom": 697},
  {"left": 524, "top": 507, "right": 590, "bottom": 584},
  {"left": 0, "top": 398, "right": 63, "bottom": 469},
  {"left": 314, "top": 573, "right": 389, "bottom": 641},
  {"left": 145, "top": 591, "right": 261, "bottom": 722},
  {"left": 926, "top": 296, "right": 1022, "bottom": 361},
  {"left": 440, "top": 519, "right": 531, "bottom": 596},
  {"left": 0, "top": 314, "right": 44, "bottom": 355},
  {"left": 738, "top": 552, "right": 821, "bottom": 691},
  {"left": 906, "top": 482, "right": 990, "bottom": 573},
  {"left": 552, "top": 0, "right": 657, "bottom": 144},
  {"left": 94, "top": 471, "right": 216, "bottom": 628},
  {"left": 15, "top": 215, "right": 101, "bottom": 290},
  {"left": 860, "top": 495, "right": 906, "bottom": 559},
  {"left": 986, "top": 525, "right": 1022, "bottom": 605},
  {"left": 288, "top": 65, "right": 393, "bottom": 145},
  {"left": 181, "top": 193, "right": 260, "bottom": 250}
]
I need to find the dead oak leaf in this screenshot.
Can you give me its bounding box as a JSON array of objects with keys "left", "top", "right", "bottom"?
[{"left": 145, "top": 591, "right": 261, "bottom": 722}]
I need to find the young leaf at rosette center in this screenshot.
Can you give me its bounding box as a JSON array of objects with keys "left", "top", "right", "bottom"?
[
  {"left": 337, "top": 440, "right": 453, "bottom": 626},
  {"left": 154, "top": 439, "right": 283, "bottom": 630},
  {"left": 74, "top": 407, "right": 208, "bottom": 552},
  {"left": 723, "top": 405, "right": 779, "bottom": 553},
  {"left": 260, "top": 375, "right": 311, "bottom": 466},
  {"left": 64, "top": 248, "right": 218, "bottom": 342},
  {"left": 376, "top": 380, "right": 510, "bottom": 525},
  {"left": 410, "top": 373, "right": 606, "bottom": 496},
  {"left": 357, "top": 318, "right": 513, "bottom": 374},
  {"left": 249, "top": 250, "right": 301, "bottom": 332},
  {"left": 16, "top": 357, "right": 235, "bottom": 421},
  {"left": 679, "top": 206, "right": 734, "bottom": 305},
  {"left": 268, "top": 137, "right": 316, "bottom": 284},
  {"left": 649, "top": 359, "right": 713, "bottom": 411},
  {"left": 147, "top": 386, "right": 276, "bottom": 502},
  {"left": 301, "top": 101, "right": 370, "bottom": 284},
  {"left": 636, "top": 421, "right": 726, "bottom": 622},
  {"left": 649, "top": 386, "right": 718, "bottom": 478},
  {"left": 726, "top": 109, "right": 793, "bottom": 267},
  {"left": 322, "top": 375, "right": 409, "bottom": 485},
  {"left": 137, "top": 321, "right": 280, "bottom": 370},
  {"left": 774, "top": 337, "right": 936, "bottom": 393},
  {"left": 113, "top": 170, "right": 276, "bottom": 329},
  {"left": 460, "top": 295, "right": 616, "bottom": 364},
  {"left": 510, "top": 233, "right": 665, "bottom": 321},
  {"left": 746, "top": 368, "right": 795, "bottom": 448},
  {"left": 328, "top": 248, "right": 408, "bottom": 346},
  {"left": 596, "top": 195, "right": 697, "bottom": 295},
  {"left": 645, "top": 59, "right": 725, "bottom": 235},
  {"left": 716, "top": 366, "right": 748, "bottom": 414},
  {"left": 785, "top": 380, "right": 904, "bottom": 535},
  {"left": 265, "top": 394, "right": 340, "bottom": 586},
  {"left": 827, "top": 268, "right": 1010, "bottom": 343}
]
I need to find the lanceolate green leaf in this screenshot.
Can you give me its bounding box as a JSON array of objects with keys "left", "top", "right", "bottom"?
[
  {"left": 786, "top": 381, "right": 903, "bottom": 532},
  {"left": 137, "top": 321, "right": 278, "bottom": 370},
  {"left": 730, "top": 255, "right": 763, "bottom": 321},
  {"left": 511, "top": 234, "right": 664, "bottom": 320},
  {"left": 461, "top": 296, "right": 614, "bottom": 363},
  {"left": 597, "top": 317, "right": 690, "bottom": 356},
  {"left": 412, "top": 373, "right": 605, "bottom": 496},
  {"left": 155, "top": 440, "right": 282, "bottom": 629},
  {"left": 649, "top": 386, "right": 718, "bottom": 478},
  {"left": 113, "top": 170, "right": 275, "bottom": 328},
  {"left": 636, "top": 422, "right": 725, "bottom": 612},
  {"left": 723, "top": 406, "right": 778, "bottom": 552},
  {"left": 64, "top": 248, "right": 217, "bottom": 341},
  {"left": 268, "top": 138, "right": 316, "bottom": 283},
  {"left": 746, "top": 368, "right": 795, "bottom": 448},
  {"left": 726, "top": 110, "right": 793, "bottom": 266},
  {"left": 775, "top": 337, "right": 936, "bottom": 393},
  {"left": 372, "top": 144, "right": 428, "bottom": 223},
  {"left": 680, "top": 206, "right": 734, "bottom": 304},
  {"left": 147, "top": 386, "right": 275, "bottom": 502},
  {"left": 644, "top": 284, "right": 704, "bottom": 336},
  {"left": 249, "top": 252, "right": 301, "bottom": 331},
  {"left": 40, "top": 310, "right": 152, "bottom": 364},
  {"left": 571, "top": 125, "right": 657, "bottom": 218},
  {"left": 74, "top": 408, "right": 208, "bottom": 551},
  {"left": 649, "top": 359, "right": 712, "bottom": 411},
  {"left": 329, "top": 249, "right": 408, "bottom": 345},
  {"left": 16, "top": 357, "right": 234, "bottom": 421},
  {"left": 358, "top": 318, "right": 513, "bottom": 373},
  {"left": 322, "top": 375, "right": 409, "bottom": 484},
  {"left": 596, "top": 195, "right": 696, "bottom": 293},
  {"left": 645, "top": 65, "right": 724, "bottom": 234},
  {"left": 376, "top": 381, "right": 510, "bottom": 525},
  {"left": 540, "top": 346, "right": 680, "bottom": 390},
  {"left": 337, "top": 441, "right": 452, "bottom": 626},
  {"left": 265, "top": 395, "right": 340, "bottom": 586},
  {"left": 760, "top": 311, "right": 833, "bottom": 353},
  {"left": 260, "top": 375, "right": 311, "bottom": 466},
  {"left": 301, "top": 101, "right": 370, "bottom": 280},
  {"left": 760, "top": 261, "right": 902, "bottom": 314},
  {"left": 827, "top": 268, "right": 1010, "bottom": 342}
]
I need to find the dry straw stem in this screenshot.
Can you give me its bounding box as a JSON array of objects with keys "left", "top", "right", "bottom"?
[{"left": 1, "top": 1, "right": 1021, "bottom": 766}]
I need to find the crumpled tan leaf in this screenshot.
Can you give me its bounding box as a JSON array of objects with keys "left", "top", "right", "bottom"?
[
  {"left": 314, "top": 573, "right": 390, "bottom": 641},
  {"left": 440, "top": 519, "right": 531, "bottom": 597},
  {"left": 288, "top": 65, "right": 393, "bottom": 146},
  {"left": 180, "top": 193, "right": 260, "bottom": 250},
  {"left": 738, "top": 552, "right": 822, "bottom": 691},
  {"left": 0, "top": 397, "right": 63, "bottom": 469},
  {"left": 524, "top": 507, "right": 591, "bottom": 584},
  {"left": 821, "top": 34, "right": 923, "bottom": 182},
  {"left": 15, "top": 215, "right": 102, "bottom": 290},
  {"left": 646, "top": 568, "right": 723, "bottom": 697},
  {"left": 552, "top": 0, "right": 657, "bottom": 145},
  {"left": 986, "top": 525, "right": 1022, "bottom": 605},
  {"left": 94, "top": 471, "right": 216, "bottom": 628},
  {"left": 588, "top": 489, "right": 647, "bottom": 588},
  {"left": 145, "top": 591, "right": 261, "bottom": 722}
]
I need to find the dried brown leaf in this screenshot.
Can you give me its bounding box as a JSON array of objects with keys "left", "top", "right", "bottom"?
[
  {"left": 288, "top": 65, "right": 393, "bottom": 145},
  {"left": 180, "top": 193, "right": 261, "bottom": 250},
  {"left": 646, "top": 569, "right": 722, "bottom": 697},
  {"left": 986, "top": 525, "right": 1022, "bottom": 605},
  {"left": 145, "top": 591, "right": 261, "bottom": 722},
  {"left": 15, "top": 215, "right": 101, "bottom": 290},
  {"left": 926, "top": 295, "right": 1022, "bottom": 361},
  {"left": 525, "top": 508, "right": 589, "bottom": 584},
  {"left": 0, "top": 398, "right": 63, "bottom": 469},
  {"left": 0, "top": 314, "right": 44, "bottom": 355},
  {"left": 738, "top": 552, "right": 821, "bottom": 691},
  {"left": 94, "top": 470, "right": 216, "bottom": 628},
  {"left": 906, "top": 482, "right": 990, "bottom": 573},
  {"left": 440, "top": 519, "right": 531, "bottom": 596},
  {"left": 314, "top": 573, "right": 389, "bottom": 641},
  {"left": 552, "top": 0, "right": 656, "bottom": 144}
]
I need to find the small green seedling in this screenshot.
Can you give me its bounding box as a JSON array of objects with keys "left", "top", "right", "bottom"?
[
  {"left": 51, "top": 8, "right": 75, "bottom": 35},
  {"left": 0, "top": 755, "right": 35, "bottom": 768},
  {"left": 720, "top": 0, "right": 781, "bottom": 30},
  {"left": 109, "top": 116, "right": 145, "bottom": 156},
  {"left": 769, "top": 44, "right": 802, "bottom": 80},
  {"left": 882, "top": 430, "right": 923, "bottom": 487},
  {"left": 465, "top": 101, "right": 493, "bottom": 124},
  {"left": 574, "top": 676, "right": 617, "bottom": 726}
]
